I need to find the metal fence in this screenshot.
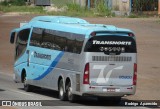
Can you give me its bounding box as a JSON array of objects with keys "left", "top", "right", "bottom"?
[{"left": 131, "top": 0, "right": 158, "bottom": 12}]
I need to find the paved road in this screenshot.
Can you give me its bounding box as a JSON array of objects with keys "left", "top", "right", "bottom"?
[{"left": 0, "top": 72, "right": 157, "bottom": 109}]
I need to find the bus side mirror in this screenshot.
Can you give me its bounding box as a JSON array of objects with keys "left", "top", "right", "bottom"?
[{"left": 10, "top": 32, "right": 15, "bottom": 44}]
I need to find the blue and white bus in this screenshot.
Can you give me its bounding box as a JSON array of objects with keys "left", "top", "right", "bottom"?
[{"left": 10, "top": 16, "right": 137, "bottom": 102}]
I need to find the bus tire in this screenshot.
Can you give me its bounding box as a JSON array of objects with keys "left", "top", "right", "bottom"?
[
  {"left": 24, "top": 74, "right": 33, "bottom": 92},
  {"left": 66, "top": 81, "right": 77, "bottom": 102},
  {"left": 58, "top": 79, "right": 67, "bottom": 101}
]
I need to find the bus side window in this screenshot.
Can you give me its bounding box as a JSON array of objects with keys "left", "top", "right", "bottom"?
[
  {"left": 15, "top": 28, "right": 30, "bottom": 60},
  {"left": 75, "top": 40, "right": 83, "bottom": 54},
  {"left": 42, "top": 29, "right": 54, "bottom": 49},
  {"left": 30, "top": 28, "right": 43, "bottom": 47},
  {"left": 74, "top": 35, "right": 84, "bottom": 54},
  {"left": 64, "top": 33, "right": 84, "bottom": 54},
  {"left": 42, "top": 29, "right": 67, "bottom": 51},
  {"left": 66, "top": 38, "right": 74, "bottom": 53},
  {"left": 54, "top": 36, "right": 66, "bottom": 51},
  {"left": 29, "top": 28, "right": 85, "bottom": 54}
]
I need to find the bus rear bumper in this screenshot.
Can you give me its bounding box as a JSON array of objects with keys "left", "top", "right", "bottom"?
[{"left": 82, "top": 85, "right": 136, "bottom": 97}]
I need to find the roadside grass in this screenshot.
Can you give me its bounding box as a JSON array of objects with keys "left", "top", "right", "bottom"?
[
  {"left": 0, "top": 4, "right": 111, "bottom": 17},
  {"left": 47, "top": 10, "right": 95, "bottom": 17},
  {"left": 0, "top": 6, "right": 45, "bottom": 14},
  {"left": 47, "top": 3, "right": 95, "bottom": 17},
  {"left": 52, "top": 0, "right": 72, "bottom": 7},
  {"left": 128, "top": 13, "right": 139, "bottom": 18},
  {"left": 50, "top": 3, "right": 113, "bottom": 17},
  {"left": 128, "top": 13, "right": 150, "bottom": 18}
]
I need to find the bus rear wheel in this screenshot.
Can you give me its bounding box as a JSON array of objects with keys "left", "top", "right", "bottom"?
[
  {"left": 23, "top": 74, "right": 33, "bottom": 92},
  {"left": 58, "top": 79, "right": 67, "bottom": 101},
  {"left": 66, "top": 81, "right": 77, "bottom": 102}
]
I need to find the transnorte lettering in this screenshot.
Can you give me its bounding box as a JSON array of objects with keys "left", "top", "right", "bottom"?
[
  {"left": 34, "top": 52, "right": 51, "bottom": 60},
  {"left": 93, "top": 40, "right": 132, "bottom": 45}
]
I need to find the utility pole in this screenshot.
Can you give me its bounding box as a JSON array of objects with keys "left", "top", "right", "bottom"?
[
  {"left": 159, "top": 0, "right": 160, "bottom": 15},
  {"left": 88, "top": 0, "right": 90, "bottom": 9}
]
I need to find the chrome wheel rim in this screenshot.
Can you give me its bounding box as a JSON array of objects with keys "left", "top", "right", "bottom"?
[
  {"left": 24, "top": 77, "right": 27, "bottom": 87},
  {"left": 60, "top": 86, "right": 63, "bottom": 97},
  {"left": 68, "top": 87, "right": 72, "bottom": 100}
]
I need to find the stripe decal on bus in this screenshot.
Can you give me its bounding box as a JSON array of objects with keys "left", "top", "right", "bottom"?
[{"left": 34, "top": 52, "right": 64, "bottom": 80}]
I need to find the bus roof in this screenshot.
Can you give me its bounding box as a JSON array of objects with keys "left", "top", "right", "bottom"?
[{"left": 16, "top": 16, "right": 133, "bottom": 38}]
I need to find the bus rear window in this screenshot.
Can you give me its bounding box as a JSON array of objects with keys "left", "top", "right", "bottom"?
[{"left": 84, "top": 36, "right": 137, "bottom": 53}]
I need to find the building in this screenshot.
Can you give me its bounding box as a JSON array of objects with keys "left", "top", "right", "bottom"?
[{"left": 112, "top": 0, "right": 130, "bottom": 15}]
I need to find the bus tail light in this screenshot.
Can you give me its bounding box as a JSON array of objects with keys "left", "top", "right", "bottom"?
[
  {"left": 90, "top": 32, "right": 96, "bottom": 37},
  {"left": 133, "top": 63, "right": 137, "bottom": 85},
  {"left": 83, "top": 63, "right": 90, "bottom": 84},
  {"left": 128, "top": 33, "right": 134, "bottom": 37}
]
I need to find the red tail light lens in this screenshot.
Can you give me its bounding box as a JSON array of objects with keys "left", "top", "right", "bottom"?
[
  {"left": 83, "top": 63, "right": 89, "bottom": 84},
  {"left": 133, "top": 63, "right": 137, "bottom": 85},
  {"left": 90, "top": 32, "right": 96, "bottom": 37},
  {"left": 128, "top": 33, "right": 134, "bottom": 37}
]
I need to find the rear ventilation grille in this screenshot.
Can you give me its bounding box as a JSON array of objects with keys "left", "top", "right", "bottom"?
[{"left": 92, "top": 56, "right": 132, "bottom": 62}]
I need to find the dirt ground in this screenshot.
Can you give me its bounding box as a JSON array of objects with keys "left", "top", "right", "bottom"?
[{"left": 0, "top": 14, "right": 160, "bottom": 100}]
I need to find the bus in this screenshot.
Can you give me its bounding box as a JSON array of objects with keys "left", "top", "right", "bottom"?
[{"left": 10, "top": 16, "right": 137, "bottom": 102}]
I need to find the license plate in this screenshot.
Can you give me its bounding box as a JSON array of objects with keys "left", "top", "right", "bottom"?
[
  {"left": 102, "top": 88, "right": 115, "bottom": 92},
  {"left": 103, "top": 88, "right": 120, "bottom": 92},
  {"left": 107, "top": 88, "right": 115, "bottom": 92}
]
